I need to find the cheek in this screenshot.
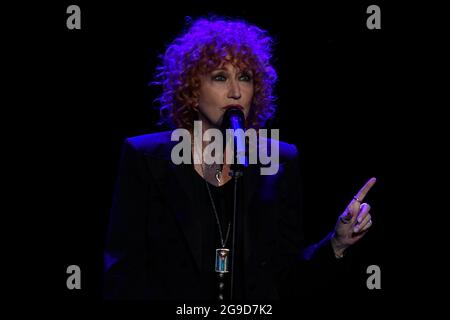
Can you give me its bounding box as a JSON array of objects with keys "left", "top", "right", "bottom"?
[
  {"left": 243, "top": 86, "right": 254, "bottom": 103},
  {"left": 199, "top": 87, "right": 225, "bottom": 110},
  {"left": 200, "top": 84, "right": 220, "bottom": 99}
]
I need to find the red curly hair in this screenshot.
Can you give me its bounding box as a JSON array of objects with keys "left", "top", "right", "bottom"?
[{"left": 153, "top": 17, "right": 278, "bottom": 131}]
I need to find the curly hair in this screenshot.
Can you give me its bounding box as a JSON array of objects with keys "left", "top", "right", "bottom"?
[{"left": 153, "top": 16, "right": 278, "bottom": 130}]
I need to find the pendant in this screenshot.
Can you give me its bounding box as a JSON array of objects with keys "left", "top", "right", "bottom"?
[
  {"left": 215, "top": 168, "right": 222, "bottom": 183},
  {"left": 215, "top": 248, "right": 230, "bottom": 273}
]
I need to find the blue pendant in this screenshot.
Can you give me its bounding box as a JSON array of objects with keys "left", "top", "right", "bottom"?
[{"left": 215, "top": 248, "right": 230, "bottom": 273}]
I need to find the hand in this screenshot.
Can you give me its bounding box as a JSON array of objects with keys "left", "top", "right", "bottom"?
[{"left": 331, "top": 177, "right": 376, "bottom": 257}]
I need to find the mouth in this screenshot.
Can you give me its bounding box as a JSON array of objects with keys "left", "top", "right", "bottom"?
[{"left": 223, "top": 104, "right": 244, "bottom": 111}]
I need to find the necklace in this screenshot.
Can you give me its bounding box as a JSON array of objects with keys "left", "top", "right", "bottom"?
[
  {"left": 201, "top": 164, "right": 231, "bottom": 273},
  {"left": 215, "top": 167, "right": 222, "bottom": 184},
  {"left": 193, "top": 141, "right": 231, "bottom": 273},
  {"left": 204, "top": 163, "right": 223, "bottom": 184}
]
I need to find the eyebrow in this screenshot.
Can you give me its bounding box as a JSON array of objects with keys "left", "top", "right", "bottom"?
[
  {"left": 211, "top": 68, "right": 227, "bottom": 72},
  {"left": 211, "top": 68, "right": 253, "bottom": 74}
]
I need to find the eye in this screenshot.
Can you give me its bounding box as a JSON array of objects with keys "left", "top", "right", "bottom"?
[
  {"left": 212, "top": 74, "right": 227, "bottom": 81},
  {"left": 239, "top": 72, "right": 253, "bottom": 82}
]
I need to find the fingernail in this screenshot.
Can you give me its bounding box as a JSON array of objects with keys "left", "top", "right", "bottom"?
[{"left": 353, "top": 226, "right": 359, "bottom": 233}]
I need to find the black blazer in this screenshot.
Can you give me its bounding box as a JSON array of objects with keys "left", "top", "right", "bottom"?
[{"left": 103, "top": 131, "right": 343, "bottom": 300}]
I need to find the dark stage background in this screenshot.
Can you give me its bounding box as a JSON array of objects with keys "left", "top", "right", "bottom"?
[{"left": 13, "top": 0, "right": 445, "bottom": 315}]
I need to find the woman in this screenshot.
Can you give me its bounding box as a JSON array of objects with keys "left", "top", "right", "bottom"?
[{"left": 103, "top": 17, "right": 375, "bottom": 301}]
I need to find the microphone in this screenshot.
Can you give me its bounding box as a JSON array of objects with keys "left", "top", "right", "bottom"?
[{"left": 221, "top": 107, "right": 247, "bottom": 168}]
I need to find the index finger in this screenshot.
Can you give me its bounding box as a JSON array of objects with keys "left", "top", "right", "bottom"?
[{"left": 354, "top": 177, "right": 377, "bottom": 202}]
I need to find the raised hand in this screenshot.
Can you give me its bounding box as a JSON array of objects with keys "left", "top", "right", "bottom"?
[{"left": 331, "top": 177, "right": 376, "bottom": 257}]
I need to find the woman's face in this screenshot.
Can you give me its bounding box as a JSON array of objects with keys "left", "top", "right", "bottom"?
[{"left": 196, "top": 62, "right": 254, "bottom": 129}]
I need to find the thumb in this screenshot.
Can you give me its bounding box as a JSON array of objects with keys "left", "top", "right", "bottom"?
[{"left": 339, "top": 207, "right": 353, "bottom": 224}]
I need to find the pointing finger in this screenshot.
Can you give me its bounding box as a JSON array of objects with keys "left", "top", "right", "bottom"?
[{"left": 353, "top": 177, "right": 377, "bottom": 203}]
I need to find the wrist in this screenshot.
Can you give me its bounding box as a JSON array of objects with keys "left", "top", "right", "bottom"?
[{"left": 331, "top": 233, "right": 348, "bottom": 258}]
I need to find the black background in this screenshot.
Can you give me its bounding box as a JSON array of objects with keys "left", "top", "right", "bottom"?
[{"left": 10, "top": 0, "right": 446, "bottom": 316}]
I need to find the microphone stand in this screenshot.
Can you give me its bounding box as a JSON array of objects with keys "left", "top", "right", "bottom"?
[
  {"left": 229, "top": 160, "right": 244, "bottom": 301},
  {"left": 221, "top": 108, "right": 247, "bottom": 301}
]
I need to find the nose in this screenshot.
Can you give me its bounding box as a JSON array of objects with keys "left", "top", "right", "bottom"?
[{"left": 227, "top": 79, "right": 241, "bottom": 100}]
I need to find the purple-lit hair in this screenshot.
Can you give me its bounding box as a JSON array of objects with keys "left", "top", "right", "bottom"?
[{"left": 153, "top": 17, "right": 278, "bottom": 130}]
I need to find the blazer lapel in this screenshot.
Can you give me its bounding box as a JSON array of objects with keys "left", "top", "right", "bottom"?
[
  {"left": 167, "top": 162, "right": 203, "bottom": 271},
  {"left": 147, "top": 139, "right": 203, "bottom": 271}
]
